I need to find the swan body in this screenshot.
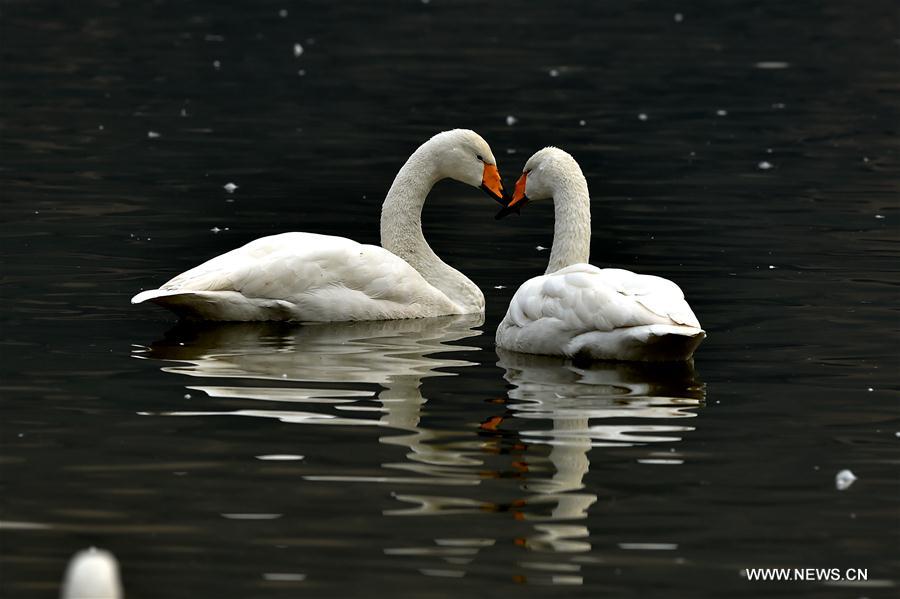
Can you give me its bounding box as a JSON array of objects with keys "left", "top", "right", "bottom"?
[
  {"left": 496, "top": 147, "right": 704, "bottom": 361},
  {"left": 132, "top": 232, "right": 462, "bottom": 321},
  {"left": 132, "top": 129, "right": 504, "bottom": 322}
]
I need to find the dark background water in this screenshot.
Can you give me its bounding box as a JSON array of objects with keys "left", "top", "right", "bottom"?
[{"left": 1, "top": 0, "right": 898, "bottom": 597}]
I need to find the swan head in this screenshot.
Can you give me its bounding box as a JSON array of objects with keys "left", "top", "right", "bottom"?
[
  {"left": 497, "top": 146, "right": 580, "bottom": 218},
  {"left": 429, "top": 129, "right": 506, "bottom": 203}
]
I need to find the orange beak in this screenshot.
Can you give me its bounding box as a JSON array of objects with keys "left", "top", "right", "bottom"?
[
  {"left": 509, "top": 172, "right": 528, "bottom": 208},
  {"left": 480, "top": 163, "right": 506, "bottom": 204}
]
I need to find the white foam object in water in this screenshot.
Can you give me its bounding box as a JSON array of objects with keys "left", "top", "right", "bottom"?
[
  {"left": 495, "top": 147, "right": 705, "bottom": 361},
  {"left": 835, "top": 469, "right": 857, "bottom": 491},
  {"left": 131, "top": 130, "right": 503, "bottom": 321},
  {"left": 60, "top": 547, "right": 123, "bottom": 599}
]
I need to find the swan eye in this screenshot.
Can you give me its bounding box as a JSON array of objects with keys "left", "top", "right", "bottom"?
[{"left": 476, "top": 154, "right": 484, "bottom": 162}]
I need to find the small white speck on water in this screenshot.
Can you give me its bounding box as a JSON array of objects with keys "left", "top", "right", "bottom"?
[
  {"left": 835, "top": 469, "right": 857, "bottom": 491},
  {"left": 221, "top": 513, "right": 283, "bottom": 520},
  {"left": 184, "top": 394, "right": 191, "bottom": 399},
  {"left": 768, "top": 265, "right": 776, "bottom": 269},
  {"left": 224, "top": 182, "right": 238, "bottom": 193},
  {"left": 263, "top": 573, "right": 307, "bottom": 582},
  {"left": 98, "top": 124, "right": 104, "bottom": 130},
  {"left": 210, "top": 227, "right": 222, "bottom": 233},
  {"left": 673, "top": 12, "right": 684, "bottom": 22},
  {"left": 421, "top": 0, "right": 431, "bottom": 4},
  {"left": 766, "top": 148, "right": 773, "bottom": 154},
  {"left": 213, "top": 60, "right": 221, "bottom": 69},
  {"left": 758, "top": 160, "right": 773, "bottom": 170},
  {"left": 293, "top": 43, "right": 304, "bottom": 57},
  {"left": 638, "top": 113, "right": 648, "bottom": 121},
  {"left": 895, "top": 432, "right": 900, "bottom": 438},
  {"left": 813, "top": 465, "right": 820, "bottom": 470},
  {"left": 147, "top": 131, "right": 161, "bottom": 139},
  {"left": 204, "top": 34, "right": 224, "bottom": 42},
  {"left": 278, "top": 8, "right": 288, "bottom": 17},
  {"left": 771, "top": 102, "right": 786, "bottom": 109},
  {"left": 579, "top": 119, "right": 587, "bottom": 126},
  {"left": 862, "top": 156, "right": 870, "bottom": 163},
  {"left": 297, "top": 69, "right": 306, "bottom": 76},
  {"left": 867, "top": 387, "right": 874, "bottom": 391},
  {"left": 493, "top": 285, "right": 506, "bottom": 289},
  {"left": 716, "top": 109, "right": 728, "bottom": 116},
  {"left": 34, "top": 211, "right": 40, "bottom": 215},
  {"left": 755, "top": 61, "right": 790, "bottom": 69},
  {"left": 549, "top": 68, "right": 560, "bottom": 77},
  {"left": 875, "top": 214, "right": 885, "bottom": 219},
  {"left": 505, "top": 115, "right": 518, "bottom": 126},
  {"left": 506, "top": 148, "right": 516, "bottom": 155},
  {"left": 536, "top": 245, "right": 547, "bottom": 251},
  {"left": 180, "top": 108, "right": 188, "bottom": 117},
  {"left": 256, "top": 454, "right": 304, "bottom": 461},
  {"left": 282, "top": 373, "right": 288, "bottom": 378}
]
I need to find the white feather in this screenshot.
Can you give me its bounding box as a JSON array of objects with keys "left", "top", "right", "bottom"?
[{"left": 133, "top": 233, "right": 459, "bottom": 321}]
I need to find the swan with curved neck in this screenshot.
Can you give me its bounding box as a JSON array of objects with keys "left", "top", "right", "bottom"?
[
  {"left": 132, "top": 129, "right": 505, "bottom": 322},
  {"left": 495, "top": 147, "right": 705, "bottom": 361}
]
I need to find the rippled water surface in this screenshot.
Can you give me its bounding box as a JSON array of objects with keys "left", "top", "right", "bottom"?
[{"left": 2, "top": 0, "right": 898, "bottom": 597}]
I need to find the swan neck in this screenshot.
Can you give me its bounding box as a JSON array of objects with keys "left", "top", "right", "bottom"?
[
  {"left": 547, "top": 167, "right": 591, "bottom": 274},
  {"left": 380, "top": 146, "right": 439, "bottom": 254},
  {"left": 379, "top": 140, "right": 483, "bottom": 312}
]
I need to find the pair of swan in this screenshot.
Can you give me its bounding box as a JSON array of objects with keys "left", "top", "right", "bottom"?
[{"left": 132, "top": 130, "right": 704, "bottom": 361}]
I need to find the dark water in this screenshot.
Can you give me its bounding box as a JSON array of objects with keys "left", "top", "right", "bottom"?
[{"left": 2, "top": 0, "right": 898, "bottom": 597}]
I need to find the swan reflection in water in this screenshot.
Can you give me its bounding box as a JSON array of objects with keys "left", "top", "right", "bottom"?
[{"left": 134, "top": 316, "right": 704, "bottom": 585}]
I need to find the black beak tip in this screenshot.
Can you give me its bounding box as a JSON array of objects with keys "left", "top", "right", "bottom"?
[
  {"left": 494, "top": 201, "right": 524, "bottom": 220},
  {"left": 481, "top": 183, "right": 509, "bottom": 206}
]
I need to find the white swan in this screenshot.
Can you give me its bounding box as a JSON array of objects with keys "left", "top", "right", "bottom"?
[
  {"left": 132, "top": 129, "right": 505, "bottom": 322},
  {"left": 495, "top": 147, "right": 705, "bottom": 361}
]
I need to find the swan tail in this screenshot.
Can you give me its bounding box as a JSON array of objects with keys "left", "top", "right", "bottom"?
[
  {"left": 132, "top": 289, "right": 183, "bottom": 305},
  {"left": 131, "top": 289, "right": 292, "bottom": 321},
  {"left": 568, "top": 325, "right": 706, "bottom": 362},
  {"left": 639, "top": 325, "right": 706, "bottom": 361},
  {"left": 131, "top": 289, "right": 217, "bottom": 319}
]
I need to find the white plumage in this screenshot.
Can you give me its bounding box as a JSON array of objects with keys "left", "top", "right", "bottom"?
[
  {"left": 132, "top": 233, "right": 459, "bottom": 321},
  {"left": 132, "top": 130, "right": 504, "bottom": 322},
  {"left": 496, "top": 148, "right": 704, "bottom": 361}
]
